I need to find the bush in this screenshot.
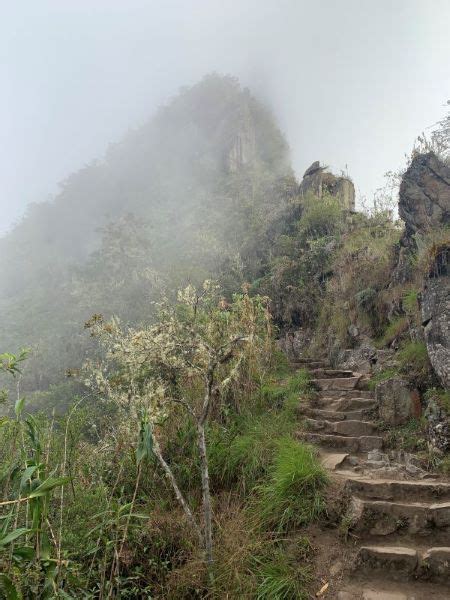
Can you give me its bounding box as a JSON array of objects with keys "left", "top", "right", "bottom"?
[
  {"left": 376, "top": 316, "right": 409, "bottom": 348},
  {"left": 398, "top": 341, "right": 432, "bottom": 385},
  {"left": 254, "top": 548, "right": 311, "bottom": 600}
]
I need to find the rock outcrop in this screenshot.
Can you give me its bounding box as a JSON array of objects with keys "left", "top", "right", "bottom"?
[
  {"left": 395, "top": 152, "right": 450, "bottom": 389},
  {"left": 422, "top": 247, "right": 450, "bottom": 388},
  {"left": 299, "top": 161, "right": 355, "bottom": 211},
  {"left": 399, "top": 152, "right": 450, "bottom": 235},
  {"left": 375, "top": 378, "right": 421, "bottom": 425}
]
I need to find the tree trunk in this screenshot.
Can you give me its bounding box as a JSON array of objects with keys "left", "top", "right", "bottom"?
[
  {"left": 197, "top": 422, "right": 213, "bottom": 574},
  {"left": 152, "top": 438, "right": 202, "bottom": 545}
]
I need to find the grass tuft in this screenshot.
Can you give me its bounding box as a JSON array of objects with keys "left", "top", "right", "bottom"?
[{"left": 256, "top": 437, "right": 328, "bottom": 532}]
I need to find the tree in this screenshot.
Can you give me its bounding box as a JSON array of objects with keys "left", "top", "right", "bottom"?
[{"left": 84, "top": 281, "right": 271, "bottom": 579}]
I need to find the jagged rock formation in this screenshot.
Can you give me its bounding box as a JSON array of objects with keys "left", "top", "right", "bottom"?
[
  {"left": 298, "top": 161, "right": 355, "bottom": 211},
  {"left": 227, "top": 101, "right": 256, "bottom": 172},
  {"left": 399, "top": 152, "right": 450, "bottom": 235},
  {"left": 394, "top": 152, "right": 450, "bottom": 389},
  {"left": 422, "top": 247, "right": 450, "bottom": 388}
]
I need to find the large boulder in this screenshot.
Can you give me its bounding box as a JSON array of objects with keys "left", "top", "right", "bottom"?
[
  {"left": 375, "top": 378, "right": 421, "bottom": 425},
  {"left": 399, "top": 152, "right": 450, "bottom": 235}
]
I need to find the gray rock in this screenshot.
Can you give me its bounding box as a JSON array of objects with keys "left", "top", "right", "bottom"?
[
  {"left": 399, "top": 152, "right": 450, "bottom": 236},
  {"left": 368, "top": 449, "right": 383, "bottom": 461},
  {"left": 376, "top": 378, "right": 422, "bottom": 425},
  {"left": 298, "top": 161, "right": 355, "bottom": 211},
  {"left": 422, "top": 269, "right": 450, "bottom": 389}
]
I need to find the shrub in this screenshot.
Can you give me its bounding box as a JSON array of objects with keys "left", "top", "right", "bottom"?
[
  {"left": 398, "top": 341, "right": 432, "bottom": 384},
  {"left": 376, "top": 316, "right": 409, "bottom": 348},
  {"left": 254, "top": 549, "right": 311, "bottom": 600}
]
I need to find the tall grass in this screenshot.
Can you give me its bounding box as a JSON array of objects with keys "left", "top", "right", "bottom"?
[{"left": 256, "top": 437, "right": 328, "bottom": 532}]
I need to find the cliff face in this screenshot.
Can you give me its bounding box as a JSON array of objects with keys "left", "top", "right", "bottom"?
[{"left": 298, "top": 161, "right": 355, "bottom": 211}]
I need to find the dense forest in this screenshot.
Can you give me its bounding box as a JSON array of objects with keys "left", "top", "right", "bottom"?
[{"left": 0, "top": 75, "right": 449, "bottom": 599}]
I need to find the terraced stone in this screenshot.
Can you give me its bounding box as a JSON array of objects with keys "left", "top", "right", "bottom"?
[
  {"left": 344, "top": 478, "right": 450, "bottom": 503},
  {"left": 316, "top": 397, "right": 377, "bottom": 412},
  {"left": 421, "top": 547, "right": 450, "bottom": 582},
  {"left": 333, "top": 420, "right": 377, "bottom": 437},
  {"left": 350, "top": 498, "right": 450, "bottom": 535},
  {"left": 309, "top": 368, "right": 355, "bottom": 379},
  {"left": 304, "top": 418, "right": 377, "bottom": 437},
  {"left": 302, "top": 432, "right": 383, "bottom": 452},
  {"left": 312, "top": 376, "right": 361, "bottom": 391},
  {"left": 300, "top": 406, "right": 375, "bottom": 421},
  {"left": 357, "top": 546, "right": 418, "bottom": 579},
  {"left": 318, "top": 389, "right": 375, "bottom": 399}
]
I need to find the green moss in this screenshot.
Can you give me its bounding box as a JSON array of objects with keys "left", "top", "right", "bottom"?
[{"left": 367, "top": 368, "right": 399, "bottom": 390}]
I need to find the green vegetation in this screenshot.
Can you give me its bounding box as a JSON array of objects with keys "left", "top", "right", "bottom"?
[
  {"left": 256, "top": 438, "right": 327, "bottom": 532},
  {"left": 375, "top": 316, "right": 409, "bottom": 348},
  {"left": 0, "top": 288, "right": 327, "bottom": 598}
]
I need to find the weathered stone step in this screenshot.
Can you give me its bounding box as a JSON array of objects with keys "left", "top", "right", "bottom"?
[
  {"left": 290, "top": 359, "right": 329, "bottom": 369},
  {"left": 301, "top": 406, "right": 376, "bottom": 421},
  {"left": 309, "top": 368, "right": 355, "bottom": 379},
  {"left": 357, "top": 546, "right": 418, "bottom": 580},
  {"left": 316, "top": 397, "right": 378, "bottom": 412},
  {"left": 301, "top": 432, "right": 383, "bottom": 452},
  {"left": 356, "top": 545, "right": 450, "bottom": 583},
  {"left": 349, "top": 497, "right": 450, "bottom": 536},
  {"left": 318, "top": 389, "right": 375, "bottom": 399},
  {"left": 338, "top": 578, "right": 450, "bottom": 599},
  {"left": 312, "top": 376, "right": 361, "bottom": 391},
  {"left": 344, "top": 477, "right": 450, "bottom": 503},
  {"left": 305, "top": 417, "right": 377, "bottom": 437}
]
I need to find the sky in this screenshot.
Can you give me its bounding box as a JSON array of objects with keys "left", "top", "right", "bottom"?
[{"left": 1, "top": 0, "right": 449, "bottom": 234}]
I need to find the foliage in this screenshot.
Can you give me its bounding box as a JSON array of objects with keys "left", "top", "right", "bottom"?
[{"left": 255, "top": 437, "right": 328, "bottom": 532}]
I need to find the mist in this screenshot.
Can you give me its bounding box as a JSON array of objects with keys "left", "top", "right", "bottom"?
[{"left": 2, "top": 0, "right": 449, "bottom": 233}]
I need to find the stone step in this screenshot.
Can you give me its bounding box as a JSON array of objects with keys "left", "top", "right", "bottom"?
[
  {"left": 309, "top": 368, "right": 355, "bottom": 379},
  {"left": 422, "top": 547, "right": 450, "bottom": 583},
  {"left": 290, "top": 359, "right": 329, "bottom": 369},
  {"left": 318, "top": 389, "right": 375, "bottom": 399},
  {"left": 356, "top": 546, "right": 418, "bottom": 580},
  {"left": 356, "top": 545, "right": 450, "bottom": 583},
  {"left": 301, "top": 432, "right": 383, "bottom": 452},
  {"left": 301, "top": 406, "right": 376, "bottom": 421},
  {"left": 305, "top": 417, "right": 377, "bottom": 437},
  {"left": 349, "top": 497, "right": 450, "bottom": 536},
  {"left": 312, "top": 376, "right": 361, "bottom": 391},
  {"left": 316, "top": 397, "right": 378, "bottom": 412},
  {"left": 338, "top": 579, "right": 450, "bottom": 599},
  {"left": 344, "top": 477, "right": 450, "bottom": 503}
]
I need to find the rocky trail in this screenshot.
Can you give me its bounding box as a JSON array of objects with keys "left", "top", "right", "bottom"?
[{"left": 294, "top": 357, "right": 450, "bottom": 600}]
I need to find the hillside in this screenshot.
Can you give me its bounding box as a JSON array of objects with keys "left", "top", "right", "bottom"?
[
  {"left": 0, "top": 77, "right": 449, "bottom": 599},
  {"left": 0, "top": 74, "right": 294, "bottom": 403}
]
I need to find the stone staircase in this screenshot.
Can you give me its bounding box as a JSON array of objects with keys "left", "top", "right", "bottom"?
[{"left": 293, "top": 357, "right": 450, "bottom": 599}]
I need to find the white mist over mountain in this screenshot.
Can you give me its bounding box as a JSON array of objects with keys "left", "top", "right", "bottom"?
[{"left": 1, "top": 0, "right": 449, "bottom": 233}]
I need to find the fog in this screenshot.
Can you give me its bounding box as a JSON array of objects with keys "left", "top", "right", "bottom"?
[{"left": 1, "top": 0, "right": 449, "bottom": 233}]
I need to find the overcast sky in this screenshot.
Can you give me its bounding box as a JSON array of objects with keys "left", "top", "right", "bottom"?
[{"left": 1, "top": 0, "right": 449, "bottom": 234}]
